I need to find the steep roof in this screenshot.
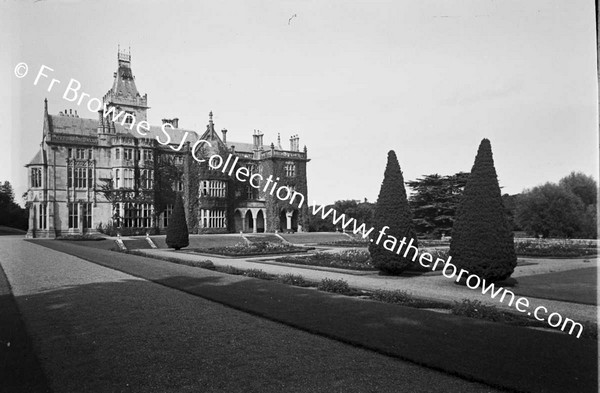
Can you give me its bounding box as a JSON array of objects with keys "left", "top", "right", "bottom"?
[
  {"left": 48, "top": 115, "right": 98, "bottom": 135},
  {"left": 26, "top": 149, "right": 45, "bottom": 167}
]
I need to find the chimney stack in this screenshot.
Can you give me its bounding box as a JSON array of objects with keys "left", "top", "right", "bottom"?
[
  {"left": 221, "top": 129, "right": 227, "bottom": 143},
  {"left": 162, "top": 118, "right": 179, "bottom": 128}
]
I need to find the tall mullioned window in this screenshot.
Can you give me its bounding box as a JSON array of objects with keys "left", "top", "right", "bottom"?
[
  {"left": 74, "top": 167, "right": 87, "bottom": 188},
  {"left": 124, "top": 148, "right": 133, "bottom": 161},
  {"left": 199, "top": 209, "right": 226, "bottom": 229},
  {"left": 123, "top": 169, "right": 134, "bottom": 188},
  {"left": 200, "top": 180, "right": 226, "bottom": 198},
  {"left": 31, "top": 168, "right": 42, "bottom": 188},
  {"left": 68, "top": 203, "right": 78, "bottom": 228},
  {"left": 284, "top": 162, "right": 296, "bottom": 177},
  {"left": 163, "top": 204, "right": 173, "bottom": 227},
  {"left": 82, "top": 203, "right": 92, "bottom": 229},
  {"left": 140, "top": 169, "right": 153, "bottom": 189},
  {"left": 38, "top": 203, "right": 47, "bottom": 229}
]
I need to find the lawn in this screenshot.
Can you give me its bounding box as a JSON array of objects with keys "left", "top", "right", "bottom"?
[{"left": 512, "top": 267, "right": 598, "bottom": 305}]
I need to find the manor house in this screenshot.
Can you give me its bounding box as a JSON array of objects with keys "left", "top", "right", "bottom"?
[{"left": 25, "top": 50, "right": 309, "bottom": 238}]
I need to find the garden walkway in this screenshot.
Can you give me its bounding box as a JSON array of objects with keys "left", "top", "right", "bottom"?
[{"left": 137, "top": 248, "right": 598, "bottom": 324}]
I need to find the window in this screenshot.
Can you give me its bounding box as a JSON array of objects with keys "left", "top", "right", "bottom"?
[
  {"left": 68, "top": 203, "right": 78, "bottom": 228},
  {"left": 74, "top": 167, "right": 88, "bottom": 188},
  {"left": 115, "top": 148, "right": 120, "bottom": 160},
  {"left": 246, "top": 163, "right": 257, "bottom": 175},
  {"left": 124, "top": 111, "right": 134, "bottom": 125},
  {"left": 246, "top": 186, "right": 257, "bottom": 200},
  {"left": 174, "top": 180, "right": 183, "bottom": 192},
  {"left": 122, "top": 203, "right": 153, "bottom": 228},
  {"left": 82, "top": 203, "right": 92, "bottom": 229},
  {"left": 135, "top": 149, "right": 141, "bottom": 161},
  {"left": 38, "top": 203, "right": 47, "bottom": 229},
  {"left": 123, "top": 169, "right": 134, "bottom": 188},
  {"left": 142, "top": 149, "right": 153, "bottom": 161},
  {"left": 199, "top": 209, "right": 226, "bottom": 229},
  {"left": 88, "top": 149, "right": 93, "bottom": 160},
  {"left": 284, "top": 162, "right": 296, "bottom": 177},
  {"left": 31, "top": 168, "right": 42, "bottom": 188},
  {"left": 140, "top": 169, "right": 153, "bottom": 189},
  {"left": 124, "top": 148, "right": 133, "bottom": 160},
  {"left": 115, "top": 169, "right": 120, "bottom": 188},
  {"left": 68, "top": 148, "right": 73, "bottom": 158},
  {"left": 75, "top": 148, "right": 86, "bottom": 160},
  {"left": 200, "top": 180, "right": 226, "bottom": 198},
  {"left": 163, "top": 204, "right": 173, "bottom": 227}
]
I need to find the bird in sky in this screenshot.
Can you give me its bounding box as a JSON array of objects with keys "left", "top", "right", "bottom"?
[{"left": 288, "top": 14, "right": 297, "bottom": 25}]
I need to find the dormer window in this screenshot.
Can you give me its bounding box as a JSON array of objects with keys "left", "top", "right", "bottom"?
[{"left": 31, "top": 167, "right": 42, "bottom": 188}]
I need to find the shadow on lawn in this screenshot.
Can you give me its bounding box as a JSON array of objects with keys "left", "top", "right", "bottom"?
[{"left": 21, "top": 239, "right": 600, "bottom": 393}]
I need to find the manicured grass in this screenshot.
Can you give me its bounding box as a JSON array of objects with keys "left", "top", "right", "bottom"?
[{"left": 512, "top": 267, "right": 598, "bottom": 305}]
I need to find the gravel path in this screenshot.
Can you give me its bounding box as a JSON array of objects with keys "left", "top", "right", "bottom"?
[{"left": 0, "top": 236, "right": 500, "bottom": 393}]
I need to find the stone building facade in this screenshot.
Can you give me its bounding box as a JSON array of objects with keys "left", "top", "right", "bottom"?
[{"left": 25, "top": 50, "right": 309, "bottom": 238}]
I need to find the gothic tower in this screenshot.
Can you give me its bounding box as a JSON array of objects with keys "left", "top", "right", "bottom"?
[{"left": 102, "top": 47, "right": 149, "bottom": 123}]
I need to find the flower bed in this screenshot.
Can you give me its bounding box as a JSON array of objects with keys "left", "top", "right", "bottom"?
[
  {"left": 192, "top": 241, "right": 310, "bottom": 256},
  {"left": 317, "top": 239, "right": 369, "bottom": 247},
  {"left": 276, "top": 249, "right": 375, "bottom": 271},
  {"left": 515, "top": 240, "right": 597, "bottom": 257}
]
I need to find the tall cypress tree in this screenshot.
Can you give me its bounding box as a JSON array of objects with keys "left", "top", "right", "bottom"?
[
  {"left": 450, "top": 139, "right": 516, "bottom": 282},
  {"left": 166, "top": 194, "right": 189, "bottom": 250},
  {"left": 368, "top": 150, "right": 417, "bottom": 275}
]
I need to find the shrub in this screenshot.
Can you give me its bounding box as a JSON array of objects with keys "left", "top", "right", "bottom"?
[
  {"left": 166, "top": 194, "right": 189, "bottom": 250},
  {"left": 217, "top": 265, "right": 245, "bottom": 275},
  {"left": 243, "top": 269, "right": 273, "bottom": 280},
  {"left": 451, "top": 299, "right": 506, "bottom": 322},
  {"left": 371, "top": 289, "right": 414, "bottom": 304},
  {"left": 450, "top": 139, "right": 517, "bottom": 283},
  {"left": 277, "top": 249, "right": 374, "bottom": 270},
  {"left": 198, "top": 241, "right": 307, "bottom": 256},
  {"left": 318, "top": 278, "right": 351, "bottom": 294},
  {"left": 279, "top": 273, "right": 307, "bottom": 286},
  {"left": 369, "top": 150, "right": 417, "bottom": 275}
]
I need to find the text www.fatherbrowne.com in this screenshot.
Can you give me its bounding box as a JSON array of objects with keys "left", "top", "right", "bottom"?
[
  {"left": 18, "top": 62, "right": 586, "bottom": 339},
  {"left": 309, "top": 206, "right": 586, "bottom": 339}
]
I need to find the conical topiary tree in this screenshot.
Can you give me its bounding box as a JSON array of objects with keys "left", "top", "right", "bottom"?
[
  {"left": 166, "top": 194, "right": 189, "bottom": 250},
  {"left": 450, "top": 138, "right": 516, "bottom": 283},
  {"left": 368, "top": 150, "right": 417, "bottom": 275}
]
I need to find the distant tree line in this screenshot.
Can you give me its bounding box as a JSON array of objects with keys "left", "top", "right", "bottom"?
[
  {"left": 0, "top": 181, "right": 28, "bottom": 230},
  {"left": 308, "top": 171, "right": 597, "bottom": 240}
]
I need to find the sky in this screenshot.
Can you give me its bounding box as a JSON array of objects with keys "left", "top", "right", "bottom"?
[{"left": 1, "top": 0, "right": 598, "bottom": 206}]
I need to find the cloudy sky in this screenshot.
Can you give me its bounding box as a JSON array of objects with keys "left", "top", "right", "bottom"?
[{"left": 1, "top": 0, "right": 597, "bottom": 205}]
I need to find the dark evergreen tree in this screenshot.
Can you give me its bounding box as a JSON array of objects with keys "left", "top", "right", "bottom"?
[
  {"left": 407, "top": 172, "right": 469, "bottom": 237},
  {"left": 368, "top": 151, "right": 417, "bottom": 275},
  {"left": 166, "top": 194, "right": 189, "bottom": 250},
  {"left": 450, "top": 139, "right": 516, "bottom": 283}
]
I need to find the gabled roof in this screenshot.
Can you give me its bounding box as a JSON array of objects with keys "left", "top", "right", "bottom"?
[{"left": 26, "top": 149, "right": 45, "bottom": 167}]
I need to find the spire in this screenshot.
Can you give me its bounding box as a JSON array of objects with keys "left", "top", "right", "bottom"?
[
  {"left": 209, "top": 111, "right": 213, "bottom": 125},
  {"left": 44, "top": 97, "right": 48, "bottom": 115},
  {"left": 103, "top": 46, "right": 148, "bottom": 121},
  {"left": 277, "top": 133, "right": 282, "bottom": 150}
]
